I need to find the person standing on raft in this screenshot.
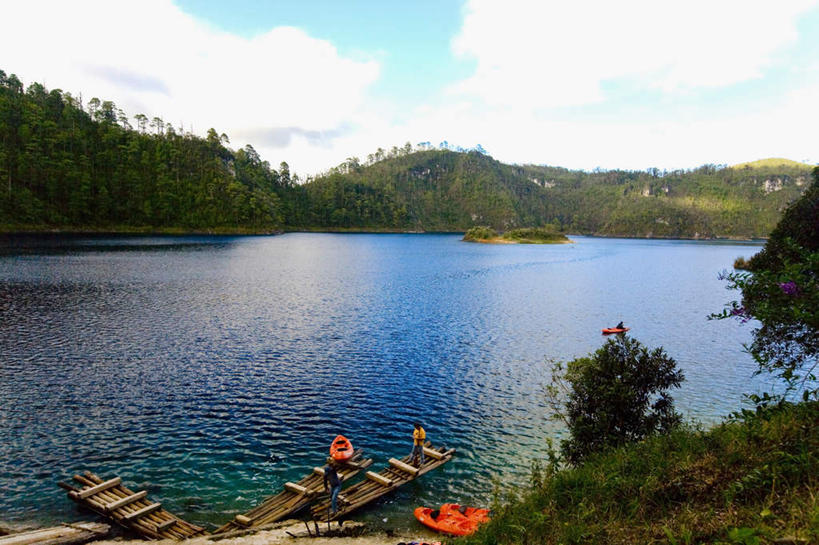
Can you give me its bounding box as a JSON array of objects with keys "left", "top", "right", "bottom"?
[
  {"left": 323, "top": 463, "right": 341, "bottom": 515},
  {"left": 411, "top": 422, "right": 426, "bottom": 467}
]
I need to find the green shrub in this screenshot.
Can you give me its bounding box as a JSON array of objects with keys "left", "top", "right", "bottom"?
[
  {"left": 502, "top": 227, "right": 568, "bottom": 243},
  {"left": 463, "top": 226, "right": 498, "bottom": 241},
  {"left": 547, "top": 336, "right": 684, "bottom": 464}
]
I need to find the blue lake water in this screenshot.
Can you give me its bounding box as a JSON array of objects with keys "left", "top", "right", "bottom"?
[{"left": 0, "top": 234, "right": 771, "bottom": 531}]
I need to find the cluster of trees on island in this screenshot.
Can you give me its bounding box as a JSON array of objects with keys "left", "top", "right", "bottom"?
[{"left": 0, "top": 70, "right": 814, "bottom": 239}]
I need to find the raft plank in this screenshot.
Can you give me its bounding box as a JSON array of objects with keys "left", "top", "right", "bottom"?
[
  {"left": 365, "top": 471, "right": 392, "bottom": 487},
  {"left": 422, "top": 447, "right": 444, "bottom": 460},
  {"left": 105, "top": 491, "right": 147, "bottom": 512},
  {"left": 154, "top": 520, "right": 176, "bottom": 532},
  {"left": 388, "top": 458, "right": 419, "bottom": 475},
  {"left": 283, "top": 482, "right": 310, "bottom": 496},
  {"left": 75, "top": 478, "right": 121, "bottom": 499},
  {"left": 122, "top": 503, "right": 161, "bottom": 522}
]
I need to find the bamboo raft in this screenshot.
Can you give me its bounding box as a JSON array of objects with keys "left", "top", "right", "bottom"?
[
  {"left": 310, "top": 443, "right": 455, "bottom": 522},
  {"left": 59, "top": 471, "right": 208, "bottom": 541},
  {"left": 0, "top": 523, "right": 109, "bottom": 545},
  {"left": 214, "top": 450, "right": 373, "bottom": 533}
]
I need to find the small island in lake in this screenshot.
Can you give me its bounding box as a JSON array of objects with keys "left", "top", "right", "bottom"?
[{"left": 463, "top": 226, "right": 572, "bottom": 244}]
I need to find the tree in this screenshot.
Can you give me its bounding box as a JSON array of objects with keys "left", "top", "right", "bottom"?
[
  {"left": 150, "top": 117, "right": 164, "bottom": 135},
  {"left": 715, "top": 168, "right": 819, "bottom": 402},
  {"left": 87, "top": 97, "right": 100, "bottom": 119},
  {"left": 279, "top": 161, "right": 291, "bottom": 187},
  {"left": 134, "top": 114, "right": 148, "bottom": 133},
  {"left": 547, "top": 336, "right": 684, "bottom": 464}
]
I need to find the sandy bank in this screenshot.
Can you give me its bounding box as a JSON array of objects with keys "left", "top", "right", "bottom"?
[{"left": 84, "top": 520, "right": 438, "bottom": 545}]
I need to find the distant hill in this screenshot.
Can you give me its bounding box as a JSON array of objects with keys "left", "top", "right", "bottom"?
[
  {"left": 289, "top": 151, "right": 812, "bottom": 238},
  {"left": 732, "top": 157, "right": 814, "bottom": 169},
  {"left": 1, "top": 70, "right": 812, "bottom": 238}
]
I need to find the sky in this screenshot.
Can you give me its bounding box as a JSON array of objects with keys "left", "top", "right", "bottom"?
[{"left": 2, "top": 0, "right": 818, "bottom": 175}]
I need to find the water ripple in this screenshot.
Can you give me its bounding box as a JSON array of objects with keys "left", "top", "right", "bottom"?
[{"left": 0, "top": 234, "right": 765, "bottom": 529}]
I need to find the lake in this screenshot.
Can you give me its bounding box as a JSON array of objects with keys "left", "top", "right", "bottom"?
[{"left": 0, "top": 233, "right": 770, "bottom": 531}]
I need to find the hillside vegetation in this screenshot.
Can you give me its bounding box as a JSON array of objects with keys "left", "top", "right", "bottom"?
[
  {"left": 0, "top": 70, "right": 812, "bottom": 237},
  {"left": 295, "top": 150, "right": 811, "bottom": 238},
  {"left": 461, "top": 402, "right": 818, "bottom": 545},
  {"left": 0, "top": 70, "right": 288, "bottom": 232}
]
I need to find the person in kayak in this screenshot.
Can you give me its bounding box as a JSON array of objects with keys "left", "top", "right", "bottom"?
[
  {"left": 323, "top": 463, "right": 341, "bottom": 515},
  {"left": 411, "top": 422, "right": 426, "bottom": 467},
  {"left": 616, "top": 321, "right": 624, "bottom": 329}
]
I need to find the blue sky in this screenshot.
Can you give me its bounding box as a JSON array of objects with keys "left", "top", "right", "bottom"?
[
  {"left": 176, "top": 0, "right": 472, "bottom": 108},
  {"left": 2, "top": 0, "right": 818, "bottom": 174}
]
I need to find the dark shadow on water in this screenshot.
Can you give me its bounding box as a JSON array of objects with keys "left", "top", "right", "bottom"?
[{"left": 0, "top": 233, "right": 246, "bottom": 255}]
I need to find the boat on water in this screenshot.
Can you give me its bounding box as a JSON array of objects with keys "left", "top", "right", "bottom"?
[{"left": 602, "top": 326, "right": 630, "bottom": 335}]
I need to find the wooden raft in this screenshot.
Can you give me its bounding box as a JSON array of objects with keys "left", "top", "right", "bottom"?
[
  {"left": 214, "top": 449, "right": 373, "bottom": 534},
  {"left": 59, "top": 471, "right": 207, "bottom": 541},
  {"left": 0, "top": 523, "right": 109, "bottom": 545},
  {"left": 310, "top": 443, "right": 455, "bottom": 522}
]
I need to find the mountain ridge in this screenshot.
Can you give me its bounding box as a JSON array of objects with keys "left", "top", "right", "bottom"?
[
  {"left": 290, "top": 150, "right": 811, "bottom": 238},
  {"left": 1, "top": 70, "right": 812, "bottom": 238}
]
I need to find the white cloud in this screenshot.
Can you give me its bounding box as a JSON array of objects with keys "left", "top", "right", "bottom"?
[
  {"left": 1, "top": 0, "right": 817, "bottom": 174},
  {"left": 0, "top": 0, "right": 379, "bottom": 172},
  {"left": 450, "top": 0, "right": 817, "bottom": 109}
]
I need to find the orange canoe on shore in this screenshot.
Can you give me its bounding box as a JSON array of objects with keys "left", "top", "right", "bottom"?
[
  {"left": 602, "top": 327, "right": 630, "bottom": 335},
  {"left": 330, "top": 435, "right": 354, "bottom": 462},
  {"left": 414, "top": 504, "right": 490, "bottom": 536}
]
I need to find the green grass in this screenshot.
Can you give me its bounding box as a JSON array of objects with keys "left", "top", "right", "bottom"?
[
  {"left": 732, "top": 158, "right": 814, "bottom": 169},
  {"left": 459, "top": 402, "right": 818, "bottom": 545}
]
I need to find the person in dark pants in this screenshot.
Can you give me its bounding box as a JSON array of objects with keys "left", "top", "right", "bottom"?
[
  {"left": 410, "top": 422, "right": 426, "bottom": 467},
  {"left": 323, "top": 463, "right": 341, "bottom": 515}
]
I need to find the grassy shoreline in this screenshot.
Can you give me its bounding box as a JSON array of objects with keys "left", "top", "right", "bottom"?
[{"left": 460, "top": 401, "right": 818, "bottom": 545}]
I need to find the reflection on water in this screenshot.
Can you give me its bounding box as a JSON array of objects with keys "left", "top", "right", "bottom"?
[{"left": 0, "top": 234, "right": 767, "bottom": 530}]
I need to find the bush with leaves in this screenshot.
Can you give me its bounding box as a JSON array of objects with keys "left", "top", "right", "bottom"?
[
  {"left": 547, "top": 336, "right": 684, "bottom": 464},
  {"left": 714, "top": 168, "right": 818, "bottom": 403}
]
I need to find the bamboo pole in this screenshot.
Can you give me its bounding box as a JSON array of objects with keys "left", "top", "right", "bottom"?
[
  {"left": 77, "top": 473, "right": 178, "bottom": 536},
  {"left": 72, "top": 475, "right": 165, "bottom": 539},
  {"left": 76, "top": 473, "right": 188, "bottom": 540}
]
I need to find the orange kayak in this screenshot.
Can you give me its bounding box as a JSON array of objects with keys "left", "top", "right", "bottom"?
[
  {"left": 602, "top": 327, "right": 630, "bottom": 335},
  {"left": 330, "top": 435, "right": 353, "bottom": 462},
  {"left": 414, "top": 504, "right": 490, "bottom": 536}
]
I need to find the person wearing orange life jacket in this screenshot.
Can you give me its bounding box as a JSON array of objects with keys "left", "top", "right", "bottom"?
[{"left": 411, "top": 422, "right": 426, "bottom": 467}]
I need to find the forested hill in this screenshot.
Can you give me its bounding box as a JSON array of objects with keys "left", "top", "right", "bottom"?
[
  {"left": 294, "top": 151, "right": 811, "bottom": 238},
  {"left": 0, "top": 70, "right": 289, "bottom": 232},
  {"left": 0, "top": 70, "right": 812, "bottom": 237}
]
